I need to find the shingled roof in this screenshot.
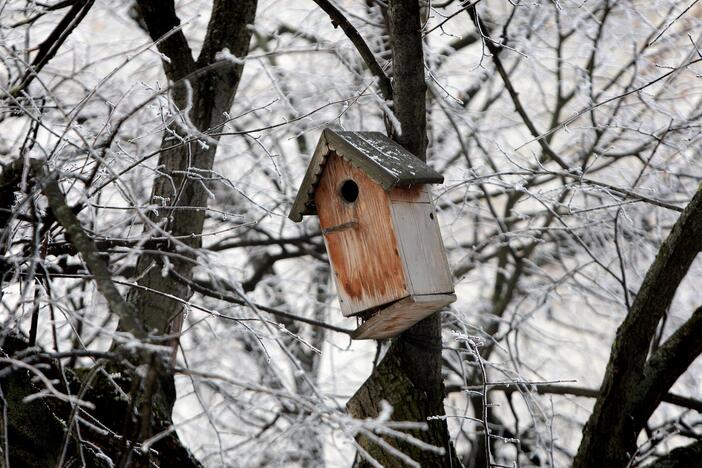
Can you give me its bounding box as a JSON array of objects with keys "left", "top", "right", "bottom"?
[{"left": 288, "top": 129, "right": 444, "bottom": 222}]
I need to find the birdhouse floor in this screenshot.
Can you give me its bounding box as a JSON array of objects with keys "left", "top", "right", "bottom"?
[{"left": 351, "top": 293, "right": 456, "bottom": 340}]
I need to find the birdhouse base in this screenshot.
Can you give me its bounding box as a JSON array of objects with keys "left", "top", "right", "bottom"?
[{"left": 351, "top": 293, "right": 456, "bottom": 340}]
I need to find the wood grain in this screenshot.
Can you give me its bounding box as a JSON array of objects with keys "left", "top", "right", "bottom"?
[
  {"left": 389, "top": 184, "right": 430, "bottom": 203},
  {"left": 391, "top": 200, "right": 454, "bottom": 296},
  {"left": 352, "top": 293, "right": 457, "bottom": 340},
  {"left": 315, "top": 153, "right": 409, "bottom": 316}
]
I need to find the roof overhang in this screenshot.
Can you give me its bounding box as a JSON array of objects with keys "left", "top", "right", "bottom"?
[{"left": 288, "top": 129, "right": 443, "bottom": 222}]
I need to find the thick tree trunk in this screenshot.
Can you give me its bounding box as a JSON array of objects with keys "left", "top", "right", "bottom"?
[
  {"left": 0, "top": 3, "right": 257, "bottom": 466},
  {"left": 346, "top": 1, "right": 458, "bottom": 466},
  {"left": 125, "top": 0, "right": 257, "bottom": 339},
  {"left": 114, "top": 1, "right": 257, "bottom": 429},
  {"left": 0, "top": 335, "right": 201, "bottom": 467}
]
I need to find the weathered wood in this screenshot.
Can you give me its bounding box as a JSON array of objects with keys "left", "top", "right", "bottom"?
[
  {"left": 310, "top": 148, "right": 454, "bottom": 337},
  {"left": 289, "top": 129, "right": 443, "bottom": 222},
  {"left": 389, "top": 184, "right": 430, "bottom": 203},
  {"left": 391, "top": 200, "right": 454, "bottom": 297},
  {"left": 315, "top": 153, "right": 409, "bottom": 316},
  {"left": 352, "top": 293, "right": 456, "bottom": 340},
  {"left": 325, "top": 130, "right": 443, "bottom": 187},
  {"left": 293, "top": 127, "right": 454, "bottom": 339}
]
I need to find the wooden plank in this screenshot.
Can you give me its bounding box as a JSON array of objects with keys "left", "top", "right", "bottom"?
[
  {"left": 291, "top": 129, "right": 445, "bottom": 222},
  {"left": 391, "top": 201, "right": 454, "bottom": 296},
  {"left": 352, "top": 293, "right": 457, "bottom": 340},
  {"left": 315, "top": 153, "right": 409, "bottom": 316},
  {"left": 389, "top": 184, "right": 430, "bottom": 203}
]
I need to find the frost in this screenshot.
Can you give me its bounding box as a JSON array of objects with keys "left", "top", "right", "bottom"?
[
  {"left": 161, "top": 256, "right": 172, "bottom": 277},
  {"left": 4, "top": 3, "right": 700, "bottom": 467},
  {"left": 215, "top": 47, "right": 245, "bottom": 64}
]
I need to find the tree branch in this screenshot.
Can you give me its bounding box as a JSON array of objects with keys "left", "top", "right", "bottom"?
[
  {"left": 134, "top": 0, "right": 196, "bottom": 81},
  {"left": 445, "top": 382, "right": 702, "bottom": 413},
  {"left": 31, "top": 160, "right": 145, "bottom": 338},
  {"left": 575, "top": 188, "right": 702, "bottom": 467},
  {"left": 170, "top": 272, "right": 353, "bottom": 335},
  {"left": 467, "top": 7, "right": 570, "bottom": 170},
  {"left": 387, "top": 0, "right": 427, "bottom": 157},
  {"left": 123, "top": 0, "right": 257, "bottom": 337},
  {"left": 634, "top": 306, "right": 702, "bottom": 419},
  {"left": 311, "top": 0, "right": 393, "bottom": 101},
  {"left": 9, "top": 0, "right": 95, "bottom": 97}
]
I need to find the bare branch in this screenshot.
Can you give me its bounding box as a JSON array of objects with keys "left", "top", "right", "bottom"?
[
  {"left": 634, "top": 306, "right": 702, "bottom": 418},
  {"left": 8, "top": 0, "right": 95, "bottom": 97},
  {"left": 311, "top": 0, "right": 393, "bottom": 101},
  {"left": 31, "top": 160, "right": 145, "bottom": 337}
]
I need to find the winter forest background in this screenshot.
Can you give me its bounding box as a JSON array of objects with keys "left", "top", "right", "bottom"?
[{"left": 1, "top": 0, "right": 702, "bottom": 467}]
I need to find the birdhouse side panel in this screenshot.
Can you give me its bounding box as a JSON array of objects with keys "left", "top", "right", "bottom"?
[
  {"left": 389, "top": 185, "right": 431, "bottom": 203},
  {"left": 390, "top": 200, "right": 454, "bottom": 296},
  {"left": 315, "top": 153, "right": 409, "bottom": 316}
]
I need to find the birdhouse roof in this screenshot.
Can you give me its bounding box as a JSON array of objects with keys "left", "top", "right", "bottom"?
[{"left": 288, "top": 129, "right": 444, "bottom": 222}]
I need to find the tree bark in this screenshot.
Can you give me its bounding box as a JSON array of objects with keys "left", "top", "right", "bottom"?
[
  {"left": 87, "top": 3, "right": 259, "bottom": 458},
  {"left": 574, "top": 188, "right": 702, "bottom": 467},
  {"left": 346, "top": 1, "right": 458, "bottom": 466},
  {"left": 0, "top": 335, "right": 201, "bottom": 468},
  {"left": 125, "top": 0, "right": 257, "bottom": 339}
]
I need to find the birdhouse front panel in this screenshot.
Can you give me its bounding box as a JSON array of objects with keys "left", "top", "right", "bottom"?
[{"left": 314, "top": 151, "right": 409, "bottom": 316}]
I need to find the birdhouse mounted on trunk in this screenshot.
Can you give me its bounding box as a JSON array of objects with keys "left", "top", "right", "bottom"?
[{"left": 289, "top": 129, "right": 456, "bottom": 340}]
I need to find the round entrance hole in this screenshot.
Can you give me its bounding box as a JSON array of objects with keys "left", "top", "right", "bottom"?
[{"left": 340, "top": 179, "right": 359, "bottom": 203}]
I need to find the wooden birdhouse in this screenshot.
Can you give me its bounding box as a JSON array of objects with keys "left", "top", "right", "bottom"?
[{"left": 289, "top": 129, "right": 456, "bottom": 340}]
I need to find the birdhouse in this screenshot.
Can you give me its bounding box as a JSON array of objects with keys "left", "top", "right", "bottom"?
[{"left": 289, "top": 129, "right": 456, "bottom": 340}]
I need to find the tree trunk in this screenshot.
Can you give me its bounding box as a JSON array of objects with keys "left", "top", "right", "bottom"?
[
  {"left": 117, "top": 0, "right": 257, "bottom": 421},
  {"left": 125, "top": 0, "right": 257, "bottom": 340},
  {"left": 0, "top": 335, "right": 201, "bottom": 467},
  {"left": 346, "top": 1, "right": 458, "bottom": 466},
  {"left": 0, "top": 2, "right": 258, "bottom": 466}
]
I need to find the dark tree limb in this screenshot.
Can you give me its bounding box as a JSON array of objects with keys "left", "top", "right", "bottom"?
[
  {"left": 123, "top": 0, "right": 257, "bottom": 339},
  {"left": 9, "top": 0, "right": 77, "bottom": 28},
  {"left": 575, "top": 188, "right": 702, "bottom": 467},
  {"left": 0, "top": 158, "right": 27, "bottom": 256},
  {"left": 386, "top": 0, "right": 427, "bottom": 158},
  {"left": 311, "top": 0, "right": 393, "bottom": 101},
  {"left": 171, "top": 272, "right": 354, "bottom": 335},
  {"left": 9, "top": 0, "right": 95, "bottom": 97},
  {"left": 634, "top": 306, "right": 702, "bottom": 421},
  {"left": 133, "top": 0, "right": 196, "bottom": 81},
  {"left": 40, "top": 231, "right": 322, "bottom": 256},
  {"left": 241, "top": 250, "right": 316, "bottom": 292},
  {"left": 445, "top": 382, "right": 702, "bottom": 413},
  {"left": 31, "top": 160, "right": 145, "bottom": 338}
]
